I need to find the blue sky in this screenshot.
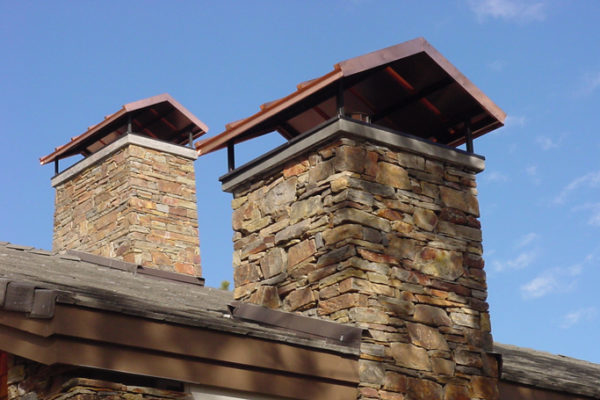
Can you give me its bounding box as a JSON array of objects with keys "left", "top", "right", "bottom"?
[{"left": 1, "top": 1, "right": 599, "bottom": 364}]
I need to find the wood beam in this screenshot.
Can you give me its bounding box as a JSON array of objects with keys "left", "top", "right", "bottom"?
[{"left": 374, "top": 74, "right": 453, "bottom": 122}]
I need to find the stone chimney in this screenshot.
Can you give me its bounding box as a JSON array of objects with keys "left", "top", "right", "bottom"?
[
  {"left": 41, "top": 94, "right": 208, "bottom": 276},
  {"left": 203, "top": 39, "right": 506, "bottom": 400}
]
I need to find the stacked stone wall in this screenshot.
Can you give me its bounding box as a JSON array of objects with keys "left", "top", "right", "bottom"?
[
  {"left": 231, "top": 136, "right": 498, "bottom": 399},
  {"left": 53, "top": 144, "right": 201, "bottom": 276},
  {"left": 5, "top": 354, "right": 190, "bottom": 400}
]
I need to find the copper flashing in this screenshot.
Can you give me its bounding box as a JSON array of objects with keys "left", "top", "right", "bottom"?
[
  {"left": 197, "top": 37, "right": 505, "bottom": 156},
  {"left": 40, "top": 94, "right": 208, "bottom": 166}
]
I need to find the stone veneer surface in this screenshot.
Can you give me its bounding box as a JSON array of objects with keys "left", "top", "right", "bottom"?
[
  {"left": 228, "top": 130, "right": 498, "bottom": 400},
  {"left": 53, "top": 142, "right": 201, "bottom": 276}
]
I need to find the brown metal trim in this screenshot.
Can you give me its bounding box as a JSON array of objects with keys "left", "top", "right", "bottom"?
[
  {"left": 0, "top": 304, "right": 358, "bottom": 386},
  {"left": 136, "top": 266, "right": 205, "bottom": 286},
  {"left": 230, "top": 302, "right": 362, "bottom": 348},
  {"left": 0, "top": 324, "right": 356, "bottom": 400},
  {"left": 66, "top": 250, "right": 137, "bottom": 272},
  {"left": 65, "top": 250, "right": 205, "bottom": 286}
]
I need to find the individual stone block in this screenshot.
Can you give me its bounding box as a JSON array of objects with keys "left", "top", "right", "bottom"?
[
  {"left": 364, "top": 150, "right": 379, "bottom": 177},
  {"left": 348, "top": 307, "right": 389, "bottom": 324},
  {"left": 358, "top": 360, "right": 385, "bottom": 385},
  {"left": 469, "top": 376, "right": 499, "bottom": 400},
  {"left": 333, "top": 208, "right": 391, "bottom": 232},
  {"left": 406, "top": 322, "right": 449, "bottom": 350},
  {"left": 316, "top": 245, "right": 356, "bottom": 267},
  {"left": 437, "top": 221, "right": 482, "bottom": 242},
  {"left": 383, "top": 371, "right": 408, "bottom": 392},
  {"left": 233, "top": 264, "right": 261, "bottom": 286},
  {"left": 288, "top": 239, "right": 316, "bottom": 268},
  {"left": 432, "top": 357, "right": 455, "bottom": 376},
  {"left": 284, "top": 287, "right": 316, "bottom": 311},
  {"left": 317, "top": 293, "right": 367, "bottom": 315},
  {"left": 249, "top": 286, "right": 281, "bottom": 309},
  {"left": 283, "top": 159, "right": 309, "bottom": 177},
  {"left": 308, "top": 160, "right": 334, "bottom": 183},
  {"left": 289, "top": 196, "right": 323, "bottom": 224},
  {"left": 274, "top": 220, "right": 311, "bottom": 244},
  {"left": 390, "top": 343, "right": 431, "bottom": 371},
  {"left": 450, "top": 312, "right": 479, "bottom": 329},
  {"left": 380, "top": 296, "right": 415, "bottom": 317},
  {"left": 332, "top": 188, "right": 375, "bottom": 207},
  {"left": 334, "top": 145, "right": 365, "bottom": 173},
  {"left": 414, "top": 208, "right": 438, "bottom": 231},
  {"left": 443, "top": 384, "right": 469, "bottom": 400},
  {"left": 439, "top": 186, "right": 479, "bottom": 217},
  {"left": 260, "top": 178, "right": 297, "bottom": 215},
  {"left": 455, "top": 349, "right": 483, "bottom": 368},
  {"left": 387, "top": 236, "right": 418, "bottom": 260},
  {"left": 413, "top": 304, "right": 452, "bottom": 326},
  {"left": 414, "top": 247, "right": 464, "bottom": 281},
  {"left": 323, "top": 224, "right": 382, "bottom": 245},
  {"left": 260, "top": 247, "right": 287, "bottom": 279},
  {"left": 376, "top": 162, "right": 410, "bottom": 189},
  {"left": 407, "top": 377, "right": 443, "bottom": 400}
]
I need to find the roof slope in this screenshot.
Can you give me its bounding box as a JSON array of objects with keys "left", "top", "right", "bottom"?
[{"left": 197, "top": 37, "right": 505, "bottom": 156}]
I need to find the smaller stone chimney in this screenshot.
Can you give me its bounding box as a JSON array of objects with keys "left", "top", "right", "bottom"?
[{"left": 41, "top": 94, "right": 208, "bottom": 276}]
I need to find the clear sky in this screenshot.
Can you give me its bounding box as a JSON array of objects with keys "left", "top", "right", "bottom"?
[{"left": 1, "top": 1, "right": 599, "bottom": 364}]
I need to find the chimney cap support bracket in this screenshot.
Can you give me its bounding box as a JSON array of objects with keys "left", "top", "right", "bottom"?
[
  {"left": 465, "top": 118, "right": 474, "bottom": 153},
  {"left": 227, "top": 141, "right": 235, "bottom": 172}
]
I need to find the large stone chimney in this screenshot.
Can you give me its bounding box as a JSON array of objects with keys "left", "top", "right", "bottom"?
[
  {"left": 200, "top": 39, "right": 506, "bottom": 399},
  {"left": 41, "top": 94, "right": 208, "bottom": 276}
]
